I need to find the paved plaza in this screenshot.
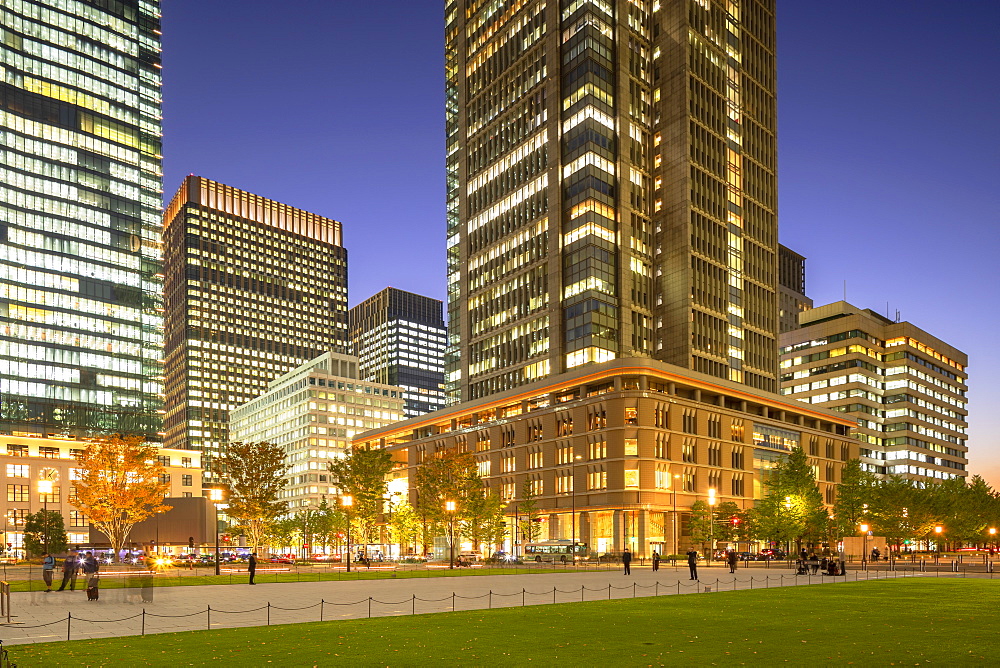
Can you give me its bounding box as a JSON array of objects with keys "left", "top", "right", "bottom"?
[{"left": 0, "top": 564, "right": 950, "bottom": 646}]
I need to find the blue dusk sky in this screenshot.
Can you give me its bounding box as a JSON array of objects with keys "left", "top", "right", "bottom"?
[{"left": 161, "top": 1, "right": 1000, "bottom": 485}]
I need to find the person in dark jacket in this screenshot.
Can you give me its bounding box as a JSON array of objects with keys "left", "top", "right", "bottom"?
[
  {"left": 248, "top": 553, "right": 257, "bottom": 584},
  {"left": 652, "top": 552, "right": 660, "bottom": 572},
  {"left": 686, "top": 549, "right": 699, "bottom": 580},
  {"left": 622, "top": 547, "right": 632, "bottom": 575},
  {"left": 727, "top": 549, "right": 738, "bottom": 574},
  {"left": 57, "top": 551, "right": 79, "bottom": 591}
]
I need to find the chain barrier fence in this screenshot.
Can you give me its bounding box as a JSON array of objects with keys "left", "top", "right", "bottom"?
[{"left": 1, "top": 565, "right": 993, "bottom": 643}]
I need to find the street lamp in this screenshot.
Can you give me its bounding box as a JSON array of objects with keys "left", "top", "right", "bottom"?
[
  {"left": 570, "top": 455, "right": 582, "bottom": 565},
  {"left": 445, "top": 500, "right": 457, "bottom": 569},
  {"left": 989, "top": 528, "right": 997, "bottom": 556},
  {"left": 860, "top": 523, "right": 869, "bottom": 566},
  {"left": 934, "top": 525, "right": 943, "bottom": 555},
  {"left": 342, "top": 495, "right": 353, "bottom": 573},
  {"left": 671, "top": 474, "right": 681, "bottom": 557},
  {"left": 707, "top": 488, "right": 716, "bottom": 564},
  {"left": 209, "top": 488, "right": 224, "bottom": 576},
  {"left": 37, "top": 479, "right": 54, "bottom": 554}
]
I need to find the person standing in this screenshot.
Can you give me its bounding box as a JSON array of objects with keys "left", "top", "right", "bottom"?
[
  {"left": 56, "top": 551, "right": 79, "bottom": 591},
  {"left": 41, "top": 552, "right": 55, "bottom": 592},
  {"left": 82, "top": 551, "right": 100, "bottom": 600},
  {"left": 652, "top": 552, "right": 660, "bottom": 572},
  {"left": 727, "top": 549, "right": 738, "bottom": 574},
  {"left": 686, "top": 549, "right": 699, "bottom": 580},
  {"left": 248, "top": 552, "right": 257, "bottom": 585},
  {"left": 622, "top": 547, "right": 632, "bottom": 575}
]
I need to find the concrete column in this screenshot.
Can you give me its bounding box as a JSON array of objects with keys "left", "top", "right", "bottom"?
[{"left": 613, "top": 509, "right": 623, "bottom": 552}]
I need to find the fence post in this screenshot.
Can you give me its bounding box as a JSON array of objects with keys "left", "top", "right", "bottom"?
[
  {"left": 207, "top": 605, "right": 211, "bottom": 630},
  {"left": 655, "top": 581, "right": 658, "bottom": 596},
  {"left": 320, "top": 599, "right": 324, "bottom": 622},
  {"left": 489, "top": 590, "right": 492, "bottom": 609},
  {"left": 368, "top": 597, "right": 372, "bottom": 618},
  {"left": 553, "top": 587, "right": 557, "bottom": 604},
  {"left": 267, "top": 602, "right": 271, "bottom": 626},
  {"left": 412, "top": 594, "right": 416, "bottom": 615},
  {"left": 633, "top": 582, "right": 636, "bottom": 598},
  {"left": 581, "top": 585, "right": 585, "bottom": 602},
  {"left": 522, "top": 588, "right": 525, "bottom": 607},
  {"left": 141, "top": 608, "right": 145, "bottom": 636},
  {"left": 67, "top": 611, "right": 71, "bottom": 642},
  {"left": 676, "top": 582, "right": 680, "bottom": 595},
  {"left": 609, "top": 584, "right": 612, "bottom": 599},
  {"left": 452, "top": 593, "right": 456, "bottom": 612}
]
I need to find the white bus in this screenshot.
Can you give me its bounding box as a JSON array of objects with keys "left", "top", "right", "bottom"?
[{"left": 523, "top": 540, "right": 587, "bottom": 563}]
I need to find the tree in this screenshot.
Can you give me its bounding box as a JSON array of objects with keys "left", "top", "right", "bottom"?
[
  {"left": 412, "top": 449, "right": 482, "bottom": 553},
  {"left": 832, "top": 459, "right": 878, "bottom": 537},
  {"left": 687, "top": 500, "right": 713, "bottom": 551},
  {"left": 23, "top": 510, "right": 68, "bottom": 556},
  {"left": 714, "top": 501, "right": 744, "bottom": 543},
  {"left": 73, "top": 434, "right": 172, "bottom": 562},
  {"left": 519, "top": 479, "right": 542, "bottom": 544},
  {"left": 327, "top": 447, "right": 394, "bottom": 547},
  {"left": 388, "top": 500, "right": 420, "bottom": 556},
  {"left": 868, "top": 476, "right": 936, "bottom": 550},
  {"left": 218, "top": 441, "right": 289, "bottom": 551},
  {"left": 750, "top": 447, "right": 827, "bottom": 552},
  {"left": 463, "top": 491, "right": 507, "bottom": 553}
]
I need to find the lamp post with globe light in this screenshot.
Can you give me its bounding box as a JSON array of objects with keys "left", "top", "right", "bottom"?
[
  {"left": 209, "top": 488, "right": 225, "bottom": 575},
  {"left": 860, "top": 523, "right": 869, "bottom": 568},
  {"left": 445, "top": 500, "right": 457, "bottom": 569}
]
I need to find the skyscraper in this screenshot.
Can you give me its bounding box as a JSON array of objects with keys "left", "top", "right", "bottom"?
[
  {"left": 0, "top": 1, "right": 164, "bottom": 440},
  {"left": 349, "top": 288, "right": 446, "bottom": 417},
  {"left": 162, "top": 176, "right": 347, "bottom": 475},
  {"left": 777, "top": 244, "right": 812, "bottom": 333},
  {"left": 445, "top": 0, "right": 778, "bottom": 402},
  {"left": 779, "top": 302, "right": 968, "bottom": 481}
]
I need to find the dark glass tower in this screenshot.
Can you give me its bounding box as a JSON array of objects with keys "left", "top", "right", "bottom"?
[
  {"left": 162, "top": 176, "right": 347, "bottom": 476},
  {"left": 445, "top": 0, "right": 779, "bottom": 402},
  {"left": 349, "top": 287, "right": 446, "bottom": 417},
  {"left": 0, "top": 0, "right": 164, "bottom": 440}
]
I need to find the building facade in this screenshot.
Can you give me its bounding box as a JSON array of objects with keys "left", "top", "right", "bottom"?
[
  {"left": 349, "top": 288, "right": 446, "bottom": 417},
  {"left": 162, "top": 176, "right": 348, "bottom": 477},
  {"left": 779, "top": 302, "right": 968, "bottom": 481},
  {"left": 230, "top": 352, "right": 405, "bottom": 510},
  {"left": 356, "top": 357, "right": 857, "bottom": 558},
  {"left": 777, "top": 244, "right": 812, "bottom": 333},
  {"left": 1, "top": 0, "right": 165, "bottom": 440},
  {"left": 1, "top": 435, "right": 202, "bottom": 557},
  {"left": 445, "top": 0, "right": 779, "bottom": 403}
]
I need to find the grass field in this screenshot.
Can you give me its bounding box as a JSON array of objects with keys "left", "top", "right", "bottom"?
[
  {"left": 8, "top": 578, "right": 998, "bottom": 666},
  {"left": 3, "top": 565, "right": 581, "bottom": 592}
]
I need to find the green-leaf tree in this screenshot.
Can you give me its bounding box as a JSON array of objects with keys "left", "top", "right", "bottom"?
[
  {"left": 832, "top": 459, "right": 877, "bottom": 537},
  {"left": 218, "top": 441, "right": 289, "bottom": 552},
  {"left": 519, "top": 479, "right": 542, "bottom": 544},
  {"left": 23, "top": 509, "right": 68, "bottom": 556},
  {"left": 714, "top": 501, "right": 744, "bottom": 543},
  {"left": 751, "top": 446, "right": 827, "bottom": 553},
  {"left": 388, "top": 500, "right": 420, "bottom": 557},
  {"left": 73, "top": 434, "right": 172, "bottom": 562},
  {"left": 327, "top": 446, "right": 394, "bottom": 547},
  {"left": 687, "top": 500, "right": 713, "bottom": 552},
  {"left": 412, "top": 449, "right": 482, "bottom": 553}
]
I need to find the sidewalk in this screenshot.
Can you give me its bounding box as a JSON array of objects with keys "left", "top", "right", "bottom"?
[{"left": 0, "top": 565, "right": 940, "bottom": 645}]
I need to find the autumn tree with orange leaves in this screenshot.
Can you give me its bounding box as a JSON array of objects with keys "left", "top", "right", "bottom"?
[{"left": 73, "top": 434, "right": 171, "bottom": 562}]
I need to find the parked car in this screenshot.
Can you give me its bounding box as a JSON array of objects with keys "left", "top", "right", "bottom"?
[
  {"left": 758, "top": 549, "right": 786, "bottom": 560},
  {"left": 737, "top": 551, "right": 757, "bottom": 561}
]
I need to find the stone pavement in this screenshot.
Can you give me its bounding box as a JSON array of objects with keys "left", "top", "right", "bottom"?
[{"left": 0, "top": 564, "right": 933, "bottom": 646}]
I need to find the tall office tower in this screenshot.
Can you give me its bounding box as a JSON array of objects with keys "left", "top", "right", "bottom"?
[
  {"left": 0, "top": 1, "right": 165, "bottom": 440},
  {"left": 349, "top": 288, "right": 446, "bottom": 418},
  {"left": 162, "top": 176, "right": 347, "bottom": 476},
  {"left": 777, "top": 245, "right": 812, "bottom": 333},
  {"left": 780, "top": 302, "right": 968, "bottom": 481},
  {"left": 445, "top": 0, "right": 779, "bottom": 402}
]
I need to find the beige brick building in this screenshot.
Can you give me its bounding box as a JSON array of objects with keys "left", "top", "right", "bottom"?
[
  {"left": 357, "top": 358, "right": 857, "bottom": 558},
  {"left": 1, "top": 435, "right": 203, "bottom": 557}
]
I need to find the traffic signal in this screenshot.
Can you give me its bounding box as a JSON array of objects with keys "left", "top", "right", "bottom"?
[
  {"left": 188, "top": 536, "right": 194, "bottom": 548},
  {"left": 731, "top": 517, "right": 741, "bottom": 526}
]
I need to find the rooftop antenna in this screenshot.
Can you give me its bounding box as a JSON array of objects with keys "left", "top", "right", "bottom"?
[
  {"left": 843, "top": 280, "right": 847, "bottom": 302},
  {"left": 895, "top": 309, "right": 901, "bottom": 323}
]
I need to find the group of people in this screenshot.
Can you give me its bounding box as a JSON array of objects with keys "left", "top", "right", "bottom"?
[
  {"left": 795, "top": 548, "right": 843, "bottom": 576},
  {"left": 41, "top": 550, "right": 101, "bottom": 594}
]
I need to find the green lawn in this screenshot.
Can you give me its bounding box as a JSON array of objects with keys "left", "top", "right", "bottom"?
[
  {"left": 9, "top": 579, "right": 998, "bottom": 666},
  {"left": 4, "top": 565, "right": 582, "bottom": 592}
]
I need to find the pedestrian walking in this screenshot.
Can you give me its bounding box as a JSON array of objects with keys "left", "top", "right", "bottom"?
[
  {"left": 81, "top": 551, "right": 100, "bottom": 601},
  {"left": 56, "top": 550, "right": 79, "bottom": 591},
  {"left": 41, "top": 552, "right": 55, "bottom": 592},
  {"left": 727, "top": 549, "right": 738, "bottom": 574},
  {"left": 652, "top": 551, "right": 660, "bottom": 572},
  {"left": 686, "top": 549, "right": 699, "bottom": 580},
  {"left": 248, "top": 552, "right": 257, "bottom": 584},
  {"left": 622, "top": 547, "right": 632, "bottom": 575}
]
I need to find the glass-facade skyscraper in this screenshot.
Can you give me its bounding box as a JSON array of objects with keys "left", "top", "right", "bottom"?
[
  {"left": 349, "top": 287, "right": 446, "bottom": 417},
  {"left": 445, "top": 0, "right": 779, "bottom": 402},
  {"left": 0, "top": 1, "right": 164, "bottom": 440}
]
